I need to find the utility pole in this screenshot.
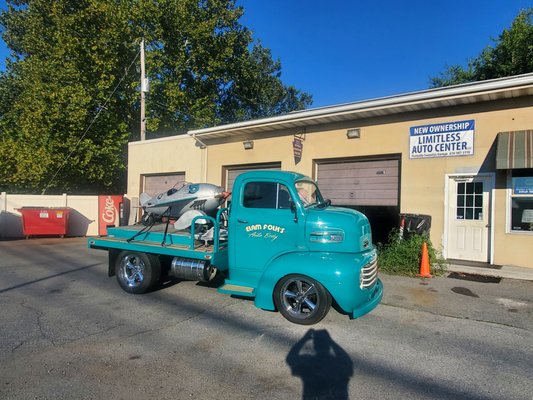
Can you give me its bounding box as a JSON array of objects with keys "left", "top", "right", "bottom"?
[{"left": 140, "top": 38, "right": 146, "bottom": 141}]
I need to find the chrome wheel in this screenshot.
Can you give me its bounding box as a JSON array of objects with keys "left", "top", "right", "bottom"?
[
  {"left": 115, "top": 251, "right": 161, "bottom": 294},
  {"left": 275, "top": 275, "right": 331, "bottom": 325},
  {"left": 119, "top": 254, "right": 145, "bottom": 289},
  {"left": 281, "top": 278, "right": 318, "bottom": 317}
]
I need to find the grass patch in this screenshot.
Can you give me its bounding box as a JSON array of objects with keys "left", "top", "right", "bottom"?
[{"left": 377, "top": 229, "right": 447, "bottom": 276}]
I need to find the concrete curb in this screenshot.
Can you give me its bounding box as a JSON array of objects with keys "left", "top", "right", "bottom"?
[{"left": 447, "top": 263, "right": 533, "bottom": 282}]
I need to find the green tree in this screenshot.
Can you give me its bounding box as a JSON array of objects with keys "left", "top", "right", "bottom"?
[
  {"left": 430, "top": 8, "right": 533, "bottom": 87},
  {"left": 0, "top": 0, "right": 312, "bottom": 194}
]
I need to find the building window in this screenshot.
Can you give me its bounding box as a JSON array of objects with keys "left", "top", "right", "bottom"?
[
  {"left": 510, "top": 171, "right": 533, "bottom": 233},
  {"left": 456, "top": 182, "right": 483, "bottom": 220},
  {"left": 243, "top": 182, "right": 292, "bottom": 209}
]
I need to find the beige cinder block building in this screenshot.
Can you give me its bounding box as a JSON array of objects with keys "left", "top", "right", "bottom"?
[{"left": 127, "top": 73, "right": 533, "bottom": 269}]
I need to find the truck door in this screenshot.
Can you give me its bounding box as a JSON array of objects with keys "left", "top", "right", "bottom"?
[{"left": 230, "top": 180, "right": 303, "bottom": 282}]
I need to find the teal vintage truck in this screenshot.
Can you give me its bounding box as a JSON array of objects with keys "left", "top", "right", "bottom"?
[{"left": 88, "top": 171, "right": 382, "bottom": 324}]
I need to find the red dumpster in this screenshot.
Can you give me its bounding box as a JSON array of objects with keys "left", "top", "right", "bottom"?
[{"left": 18, "top": 207, "right": 71, "bottom": 238}]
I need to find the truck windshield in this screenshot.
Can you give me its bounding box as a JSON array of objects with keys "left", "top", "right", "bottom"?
[{"left": 295, "top": 181, "right": 325, "bottom": 208}]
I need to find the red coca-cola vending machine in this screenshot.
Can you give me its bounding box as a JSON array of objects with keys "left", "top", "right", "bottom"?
[{"left": 98, "top": 195, "right": 123, "bottom": 236}]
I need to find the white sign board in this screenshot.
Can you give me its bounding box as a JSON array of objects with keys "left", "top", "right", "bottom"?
[
  {"left": 409, "top": 120, "right": 475, "bottom": 159},
  {"left": 522, "top": 210, "right": 533, "bottom": 224}
]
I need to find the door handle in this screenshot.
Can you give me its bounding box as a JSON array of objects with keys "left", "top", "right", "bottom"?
[{"left": 238, "top": 219, "right": 248, "bottom": 224}]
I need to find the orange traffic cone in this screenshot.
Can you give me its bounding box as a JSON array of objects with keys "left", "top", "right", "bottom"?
[{"left": 417, "top": 241, "right": 432, "bottom": 278}]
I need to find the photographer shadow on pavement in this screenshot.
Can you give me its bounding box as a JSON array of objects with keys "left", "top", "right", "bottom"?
[{"left": 286, "top": 329, "right": 354, "bottom": 400}]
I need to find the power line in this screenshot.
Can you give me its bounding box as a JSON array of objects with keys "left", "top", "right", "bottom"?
[{"left": 41, "top": 49, "right": 141, "bottom": 195}]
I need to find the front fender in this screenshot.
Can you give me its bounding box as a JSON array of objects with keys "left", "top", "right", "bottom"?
[{"left": 254, "top": 250, "right": 375, "bottom": 313}]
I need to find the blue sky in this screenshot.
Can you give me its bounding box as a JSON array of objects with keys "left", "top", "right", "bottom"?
[
  {"left": 237, "top": 0, "right": 532, "bottom": 107},
  {"left": 0, "top": 1, "right": 531, "bottom": 107}
]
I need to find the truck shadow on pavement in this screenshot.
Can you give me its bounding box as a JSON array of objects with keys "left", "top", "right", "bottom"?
[
  {"left": 0, "top": 263, "right": 101, "bottom": 294},
  {"left": 286, "top": 329, "right": 353, "bottom": 400}
]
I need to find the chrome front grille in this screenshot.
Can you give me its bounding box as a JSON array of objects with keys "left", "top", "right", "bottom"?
[{"left": 360, "top": 257, "right": 378, "bottom": 289}]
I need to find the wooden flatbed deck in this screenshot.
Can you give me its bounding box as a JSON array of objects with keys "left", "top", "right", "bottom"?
[{"left": 88, "top": 223, "right": 228, "bottom": 267}]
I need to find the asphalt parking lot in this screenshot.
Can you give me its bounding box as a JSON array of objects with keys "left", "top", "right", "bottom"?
[{"left": 1, "top": 237, "right": 532, "bottom": 399}]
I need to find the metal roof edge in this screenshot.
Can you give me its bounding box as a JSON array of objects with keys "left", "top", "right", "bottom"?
[
  {"left": 129, "top": 132, "right": 191, "bottom": 146},
  {"left": 189, "top": 73, "right": 533, "bottom": 136}
]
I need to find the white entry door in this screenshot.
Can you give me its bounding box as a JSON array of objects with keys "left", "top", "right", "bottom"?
[{"left": 447, "top": 175, "right": 492, "bottom": 262}]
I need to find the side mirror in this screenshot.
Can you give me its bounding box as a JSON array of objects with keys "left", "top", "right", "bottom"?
[
  {"left": 317, "top": 199, "right": 332, "bottom": 209},
  {"left": 290, "top": 201, "right": 298, "bottom": 223}
]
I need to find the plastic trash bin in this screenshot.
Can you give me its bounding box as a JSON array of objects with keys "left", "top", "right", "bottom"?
[
  {"left": 18, "top": 207, "right": 71, "bottom": 238},
  {"left": 399, "top": 213, "right": 431, "bottom": 239}
]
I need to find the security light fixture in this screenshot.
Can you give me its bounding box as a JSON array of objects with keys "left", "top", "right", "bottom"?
[
  {"left": 243, "top": 140, "right": 254, "bottom": 150},
  {"left": 191, "top": 135, "right": 207, "bottom": 149},
  {"left": 347, "top": 128, "right": 360, "bottom": 139}
]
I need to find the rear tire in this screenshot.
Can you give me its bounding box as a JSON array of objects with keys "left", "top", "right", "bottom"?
[
  {"left": 274, "top": 274, "right": 331, "bottom": 325},
  {"left": 115, "top": 251, "right": 161, "bottom": 294},
  {"left": 140, "top": 213, "right": 154, "bottom": 226}
]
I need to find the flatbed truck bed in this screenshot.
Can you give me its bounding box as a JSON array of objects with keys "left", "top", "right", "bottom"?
[{"left": 88, "top": 222, "right": 229, "bottom": 270}]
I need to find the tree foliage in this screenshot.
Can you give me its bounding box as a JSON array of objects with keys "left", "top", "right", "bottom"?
[
  {"left": 0, "top": 0, "right": 312, "bottom": 194},
  {"left": 430, "top": 8, "right": 533, "bottom": 87}
]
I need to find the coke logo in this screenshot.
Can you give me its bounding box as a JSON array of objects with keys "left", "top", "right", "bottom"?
[{"left": 101, "top": 196, "right": 118, "bottom": 224}]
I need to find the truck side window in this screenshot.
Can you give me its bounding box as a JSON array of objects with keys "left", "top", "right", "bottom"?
[
  {"left": 243, "top": 182, "right": 293, "bottom": 209},
  {"left": 277, "top": 186, "right": 292, "bottom": 209}
]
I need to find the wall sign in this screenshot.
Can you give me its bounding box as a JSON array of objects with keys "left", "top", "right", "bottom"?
[
  {"left": 293, "top": 134, "right": 304, "bottom": 165},
  {"left": 513, "top": 177, "right": 533, "bottom": 194},
  {"left": 409, "top": 120, "right": 475, "bottom": 159}
]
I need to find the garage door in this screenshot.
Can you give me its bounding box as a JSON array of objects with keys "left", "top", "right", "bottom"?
[
  {"left": 224, "top": 163, "right": 281, "bottom": 191},
  {"left": 143, "top": 173, "right": 185, "bottom": 197},
  {"left": 317, "top": 159, "right": 399, "bottom": 206}
]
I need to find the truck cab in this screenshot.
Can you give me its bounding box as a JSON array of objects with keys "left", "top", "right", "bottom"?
[{"left": 219, "top": 171, "right": 382, "bottom": 324}]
